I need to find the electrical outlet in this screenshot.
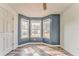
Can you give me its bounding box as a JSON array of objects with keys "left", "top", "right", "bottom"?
[
  {"left": 77, "top": 48, "right": 79, "bottom": 51},
  {"left": 34, "top": 39, "right": 36, "bottom": 41}
]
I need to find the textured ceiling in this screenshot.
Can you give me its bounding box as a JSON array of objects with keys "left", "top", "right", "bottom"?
[{"left": 7, "top": 3, "right": 73, "bottom": 17}]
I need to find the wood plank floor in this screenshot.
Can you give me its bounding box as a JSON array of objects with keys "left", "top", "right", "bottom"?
[{"left": 6, "top": 44, "right": 72, "bottom": 56}]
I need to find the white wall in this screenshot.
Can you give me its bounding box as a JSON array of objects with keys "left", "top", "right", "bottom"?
[
  {"left": 61, "top": 4, "right": 79, "bottom": 56},
  {"left": 0, "top": 4, "right": 18, "bottom": 55}
]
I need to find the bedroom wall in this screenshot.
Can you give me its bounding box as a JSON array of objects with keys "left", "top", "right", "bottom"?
[
  {"left": 0, "top": 4, "right": 18, "bottom": 55},
  {"left": 61, "top": 4, "right": 79, "bottom": 55}
]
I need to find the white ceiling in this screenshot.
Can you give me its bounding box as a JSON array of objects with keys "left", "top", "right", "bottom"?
[{"left": 7, "top": 3, "right": 73, "bottom": 17}]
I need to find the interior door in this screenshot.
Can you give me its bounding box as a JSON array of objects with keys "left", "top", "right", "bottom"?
[
  {"left": 0, "top": 19, "right": 4, "bottom": 55},
  {"left": 7, "top": 15, "right": 14, "bottom": 51},
  {"left": 0, "top": 8, "right": 4, "bottom": 55},
  {"left": 30, "top": 20, "right": 42, "bottom": 42},
  {"left": 3, "top": 11, "right": 14, "bottom": 54},
  {"left": 18, "top": 16, "right": 29, "bottom": 45},
  {"left": 0, "top": 7, "right": 14, "bottom": 55},
  {"left": 43, "top": 18, "right": 51, "bottom": 43}
]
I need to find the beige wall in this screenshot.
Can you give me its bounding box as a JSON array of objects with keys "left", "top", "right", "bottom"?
[
  {"left": 61, "top": 4, "right": 79, "bottom": 55},
  {"left": 0, "top": 4, "right": 18, "bottom": 55}
]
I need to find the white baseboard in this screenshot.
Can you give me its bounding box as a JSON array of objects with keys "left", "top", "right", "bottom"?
[
  {"left": 3, "top": 48, "right": 13, "bottom": 56},
  {"left": 18, "top": 42, "right": 60, "bottom": 48},
  {"left": 60, "top": 46, "right": 74, "bottom": 56}
]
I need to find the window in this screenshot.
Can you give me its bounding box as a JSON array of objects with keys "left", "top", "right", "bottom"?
[
  {"left": 21, "top": 18, "right": 29, "bottom": 39},
  {"left": 31, "top": 20, "right": 41, "bottom": 38},
  {"left": 20, "top": 18, "right": 50, "bottom": 39},
  {"left": 43, "top": 18, "right": 50, "bottom": 39}
]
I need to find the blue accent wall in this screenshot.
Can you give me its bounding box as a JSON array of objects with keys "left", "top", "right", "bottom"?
[
  {"left": 50, "top": 15, "right": 60, "bottom": 45},
  {"left": 18, "top": 14, "right": 30, "bottom": 45},
  {"left": 30, "top": 38, "right": 43, "bottom": 42},
  {"left": 42, "top": 14, "right": 60, "bottom": 45},
  {"left": 18, "top": 14, "right": 60, "bottom": 45}
]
